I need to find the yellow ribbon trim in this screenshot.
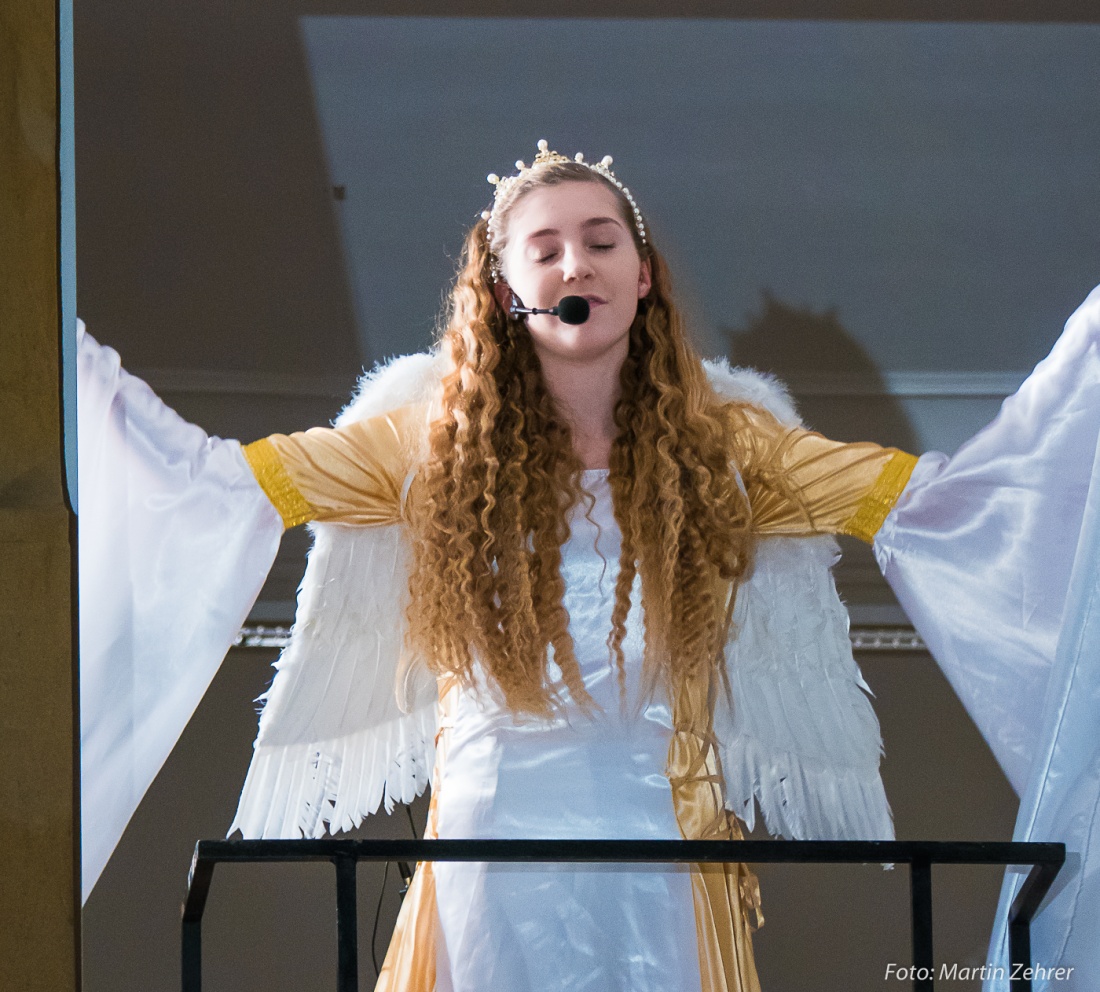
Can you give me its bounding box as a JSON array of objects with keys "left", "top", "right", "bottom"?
[
  {"left": 242, "top": 438, "right": 315, "bottom": 530},
  {"left": 842, "top": 449, "right": 919, "bottom": 544}
]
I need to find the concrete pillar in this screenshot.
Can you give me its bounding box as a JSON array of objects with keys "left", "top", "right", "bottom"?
[{"left": 0, "top": 0, "right": 80, "bottom": 988}]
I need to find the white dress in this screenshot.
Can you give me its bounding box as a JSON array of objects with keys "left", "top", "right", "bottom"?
[{"left": 431, "top": 470, "right": 702, "bottom": 992}]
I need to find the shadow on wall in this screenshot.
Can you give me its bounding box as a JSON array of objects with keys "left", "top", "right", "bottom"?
[{"left": 723, "top": 291, "right": 922, "bottom": 455}]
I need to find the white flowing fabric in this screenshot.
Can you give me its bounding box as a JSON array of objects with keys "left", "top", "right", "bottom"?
[
  {"left": 875, "top": 284, "right": 1100, "bottom": 986},
  {"left": 432, "top": 470, "right": 701, "bottom": 992},
  {"left": 76, "top": 322, "right": 283, "bottom": 900},
  {"left": 985, "top": 427, "right": 1100, "bottom": 991}
]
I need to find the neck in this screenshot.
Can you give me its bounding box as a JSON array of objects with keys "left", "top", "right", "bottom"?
[{"left": 534, "top": 340, "right": 626, "bottom": 470}]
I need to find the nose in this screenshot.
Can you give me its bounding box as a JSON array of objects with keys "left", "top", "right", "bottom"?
[{"left": 560, "top": 242, "right": 595, "bottom": 282}]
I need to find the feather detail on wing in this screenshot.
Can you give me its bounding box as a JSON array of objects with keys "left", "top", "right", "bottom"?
[
  {"left": 702, "top": 357, "right": 894, "bottom": 840},
  {"left": 230, "top": 351, "right": 447, "bottom": 840},
  {"left": 715, "top": 536, "right": 893, "bottom": 839}
]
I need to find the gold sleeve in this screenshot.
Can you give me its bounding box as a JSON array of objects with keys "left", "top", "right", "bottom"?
[
  {"left": 241, "top": 403, "right": 426, "bottom": 530},
  {"left": 733, "top": 405, "right": 918, "bottom": 543}
]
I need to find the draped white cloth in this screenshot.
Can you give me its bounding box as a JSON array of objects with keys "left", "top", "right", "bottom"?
[
  {"left": 875, "top": 284, "right": 1100, "bottom": 986},
  {"left": 76, "top": 322, "right": 283, "bottom": 900}
]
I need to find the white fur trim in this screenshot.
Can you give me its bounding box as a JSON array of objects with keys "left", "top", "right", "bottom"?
[{"left": 702, "top": 356, "right": 801, "bottom": 427}]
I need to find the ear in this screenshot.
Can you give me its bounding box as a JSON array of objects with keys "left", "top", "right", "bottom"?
[
  {"left": 637, "top": 258, "right": 652, "bottom": 299},
  {"left": 493, "top": 280, "right": 512, "bottom": 312}
]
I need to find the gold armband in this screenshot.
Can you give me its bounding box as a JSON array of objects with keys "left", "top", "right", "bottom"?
[
  {"left": 242, "top": 438, "right": 315, "bottom": 530},
  {"left": 842, "top": 450, "right": 919, "bottom": 543}
]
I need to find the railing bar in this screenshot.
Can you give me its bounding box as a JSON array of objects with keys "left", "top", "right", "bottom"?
[
  {"left": 179, "top": 838, "right": 1065, "bottom": 992},
  {"left": 334, "top": 855, "right": 358, "bottom": 992},
  {"left": 1009, "top": 917, "right": 1033, "bottom": 992},
  {"left": 181, "top": 919, "right": 201, "bottom": 992},
  {"left": 1007, "top": 857, "right": 1065, "bottom": 992},
  {"left": 181, "top": 852, "right": 215, "bottom": 992},
  {"left": 1009, "top": 859, "right": 1064, "bottom": 927},
  {"left": 189, "top": 838, "right": 1065, "bottom": 870},
  {"left": 183, "top": 849, "right": 217, "bottom": 921},
  {"left": 910, "top": 856, "right": 934, "bottom": 992}
]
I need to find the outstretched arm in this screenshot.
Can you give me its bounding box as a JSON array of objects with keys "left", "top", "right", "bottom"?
[
  {"left": 78, "top": 327, "right": 434, "bottom": 895},
  {"left": 874, "top": 285, "right": 1100, "bottom": 796},
  {"left": 241, "top": 402, "right": 426, "bottom": 529},
  {"left": 731, "top": 403, "right": 918, "bottom": 543},
  {"left": 77, "top": 323, "right": 282, "bottom": 900}
]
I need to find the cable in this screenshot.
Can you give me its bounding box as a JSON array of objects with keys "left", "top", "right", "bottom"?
[
  {"left": 370, "top": 859, "right": 390, "bottom": 979},
  {"left": 397, "top": 803, "right": 419, "bottom": 895},
  {"left": 369, "top": 803, "right": 421, "bottom": 978}
]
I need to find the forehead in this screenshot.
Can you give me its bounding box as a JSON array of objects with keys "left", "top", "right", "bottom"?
[{"left": 503, "top": 180, "right": 624, "bottom": 239}]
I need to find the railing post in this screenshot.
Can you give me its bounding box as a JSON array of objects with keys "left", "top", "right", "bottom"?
[
  {"left": 1008, "top": 859, "right": 1063, "bottom": 992},
  {"left": 334, "top": 853, "right": 359, "bottom": 992},
  {"left": 181, "top": 847, "right": 215, "bottom": 992},
  {"left": 181, "top": 919, "right": 201, "bottom": 992},
  {"left": 910, "top": 854, "right": 934, "bottom": 991},
  {"left": 1009, "top": 917, "right": 1032, "bottom": 992}
]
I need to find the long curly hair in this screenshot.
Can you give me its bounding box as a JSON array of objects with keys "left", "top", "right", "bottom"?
[{"left": 405, "top": 161, "right": 758, "bottom": 717}]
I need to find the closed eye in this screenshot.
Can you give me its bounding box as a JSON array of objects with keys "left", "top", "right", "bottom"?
[{"left": 590, "top": 243, "right": 615, "bottom": 252}]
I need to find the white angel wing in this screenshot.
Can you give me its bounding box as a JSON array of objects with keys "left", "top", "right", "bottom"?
[
  {"left": 702, "top": 358, "right": 893, "bottom": 840},
  {"left": 715, "top": 536, "right": 893, "bottom": 839},
  {"left": 229, "top": 522, "right": 438, "bottom": 838},
  {"left": 231, "top": 352, "right": 446, "bottom": 839}
]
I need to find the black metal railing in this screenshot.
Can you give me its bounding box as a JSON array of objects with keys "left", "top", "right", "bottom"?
[{"left": 181, "top": 838, "right": 1063, "bottom": 992}]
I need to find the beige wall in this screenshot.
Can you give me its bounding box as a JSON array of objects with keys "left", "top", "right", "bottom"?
[{"left": 0, "top": 1, "right": 80, "bottom": 989}]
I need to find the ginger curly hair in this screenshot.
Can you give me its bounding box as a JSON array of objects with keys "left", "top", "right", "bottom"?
[{"left": 405, "top": 162, "right": 757, "bottom": 717}]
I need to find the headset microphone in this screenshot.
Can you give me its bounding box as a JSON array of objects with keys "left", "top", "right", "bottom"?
[{"left": 509, "top": 295, "right": 591, "bottom": 325}]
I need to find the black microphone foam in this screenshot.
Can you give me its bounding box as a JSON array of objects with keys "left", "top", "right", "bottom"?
[{"left": 555, "top": 296, "right": 590, "bottom": 325}]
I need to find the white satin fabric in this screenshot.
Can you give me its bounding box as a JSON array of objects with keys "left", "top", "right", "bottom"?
[
  {"left": 432, "top": 470, "right": 702, "bottom": 992},
  {"left": 76, "top": 323, "right": 283, "bottom": 900},
  {"left": 874, "top": 287, "right": 1100, "bottom": 796},
  {"left": 875, "top": 284, "right": 1100, "bottom": 987}
]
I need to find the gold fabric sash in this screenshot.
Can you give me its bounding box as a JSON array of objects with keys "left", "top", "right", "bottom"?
[{"left": 669, "top": 659, "right": 763, "bottom": 992}]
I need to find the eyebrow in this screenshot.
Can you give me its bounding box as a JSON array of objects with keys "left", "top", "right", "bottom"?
[{"left": 525, "top": 216, "right": 623, "bottom": 240}]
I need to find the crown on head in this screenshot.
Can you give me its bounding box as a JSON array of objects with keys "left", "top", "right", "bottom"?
[{"left": 480, "top": 139, "right": 647, "bottom": 274}]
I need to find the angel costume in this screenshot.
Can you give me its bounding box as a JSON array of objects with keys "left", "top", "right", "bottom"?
[{"left": 77, "top": 282, "right": 1100, "bottom": 991}]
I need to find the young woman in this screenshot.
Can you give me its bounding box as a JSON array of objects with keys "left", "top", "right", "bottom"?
[
  {"left": 228, "top": 143, "right": 916, "bottom": 992},
  {"left": 78, "top": 141, "right": 1100, "bottom": 991}
]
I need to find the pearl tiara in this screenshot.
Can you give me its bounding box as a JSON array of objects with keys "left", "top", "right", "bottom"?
[{"left": 480, "top": 139, "right": 648, "bottom": 262}]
